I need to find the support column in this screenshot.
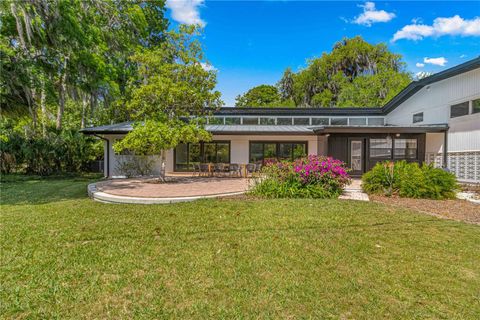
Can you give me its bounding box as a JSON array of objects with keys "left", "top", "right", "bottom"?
[{"left": 443, "top": 130, "right": 448, "bottom": 168}]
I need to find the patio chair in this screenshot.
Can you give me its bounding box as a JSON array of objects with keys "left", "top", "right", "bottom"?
[
  {"left": 199, "top": 163, "right": 210, "bottom": 177},
  {"left": 192, "top": 163, "right": 200, "bottom": 176},
  {"left": 214, "top": 163, "right": 226, "bottom": 177},
  {"left": 229, "top": 163, "right": 242, "bottom": 177},
  {"left": 255, "top": 163, "right": 263, "bottom": 172},
  {"left": 246, "top": 163, "right": 256, "bottom": 176}
]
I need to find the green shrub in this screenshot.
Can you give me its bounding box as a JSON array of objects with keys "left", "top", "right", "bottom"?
[
  {"left": 250, "top": 156, "right": 351, "bottom": 199},
  {"left": 362, "top": 161, "right": 458, "bottom": 199}
]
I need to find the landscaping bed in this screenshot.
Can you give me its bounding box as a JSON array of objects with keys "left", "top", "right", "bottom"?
[{"left": 370, "top": 195, "right": 480, "bottom": 225}]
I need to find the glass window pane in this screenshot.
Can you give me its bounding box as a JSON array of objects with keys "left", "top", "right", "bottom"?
[
  {"left": 204, "top": 143, "right": 216, "bottom": 163},
  {"left": 189, "top": 143, "right": 201, "bottom": 166},
  {"left": 311, "top": 118, "right": 329, "bottom": 126},
  {"left": 450, "top": 102, "right": 469, "bottom": 118},
  {"left": 216, "top": 143, "right": 230, "bottom": 163},
  {"left": 277, "top": 118, "right": 293, "bottom": 125},
  {"left": 209, "top": 117, "right": 223, "bottom": 125},
  {"left": 394, "top": 139, "right": 417, "bottom": 159},
  {"left": 369, "top": 138, "right": 392, "bottom": 158},
  {"left": 225, "top": 117, "right": 241, "bottom": 125},
  {"left": 368, "top": 118, "right": 384, "bottom": 126},
  {"left": 250, "top": 143, "right": 263, "bottom": 163},
  {"left": 242, "top": 117, "right": 259, "bottom": 125},
  {"left": 175, "top": 143, "right": 189, "bottom": 170},
  {"left": 331, "top": 118, "right": 348, "bottom": 125},
  {"left": 293, "top": 118, "right": 310, "bottom": 125},
  {"left": 259, "top": 117, "right": 275, "bottom": 125},
  {"left": 349, "top": 118, "right": 367, "bottom": 125},
  {"left": 263, "top": 143, "right": 277, "bottom": 161},
  {"left": 278, "top": 143, "right": 293, "bottom": 160},
  {"left": 472, "top": 99, "right": 480, "bottom": 114},
  {"left": 413, "top": 112, "right": 423, "bottom": 123},
  {"left": 293, "top": 143, "right": 307, "bottom": 159}
]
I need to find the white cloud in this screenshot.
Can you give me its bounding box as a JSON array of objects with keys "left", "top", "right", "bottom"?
[
  {"left": 166, "top": 0, "right": 205, "bottom": 26},
  {"left": 353, "top": 2, "right": 395, "bottom": 26},
  {"left": 392, "top": 15, "right": 480, "bottom": 42},
  {"left": 460, "top": 54, "right": 467, "bottom": 58},
  {"left": 200, "top": 62, "right": 217, "bottom": 72},
  {"left": 416, "top": 63, "right": 425, "bottom": 68},
  {"left": 423, "top": 57, "right": 448, "bottom": 66}
]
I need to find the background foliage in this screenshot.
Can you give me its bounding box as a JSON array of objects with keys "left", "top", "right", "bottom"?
[{"left": 236, "top": 36, "right": 411, "bottom": 108}]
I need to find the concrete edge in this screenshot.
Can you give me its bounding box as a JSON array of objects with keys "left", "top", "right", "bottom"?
[{"left": 87, "top": 183, "right": 246, "bottom": 204}]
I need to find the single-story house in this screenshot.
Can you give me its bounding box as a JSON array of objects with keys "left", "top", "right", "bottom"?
[{"left": 82, "top": 57, "right": 480, "bottom": 183}]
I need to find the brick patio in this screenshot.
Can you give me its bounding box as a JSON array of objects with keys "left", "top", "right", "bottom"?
[{"left": 96, "top": 176, "right": 251, "bottom": 198}]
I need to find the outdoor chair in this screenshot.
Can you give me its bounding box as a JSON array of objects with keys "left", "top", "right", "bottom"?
[
  {"left": 229, "top": 163, "right": 242, "bottom": 177},
  {"left": 199, "top": 163, "right": 210, "bottom": 177},
  {"left": 255, "top": 163, "right": 263, "bottom": 172},
  {"left": 192, "top": 163, "right": 200, "bottom": 176},
  {"left": 246, "top": 163, "right": 256, "bottom": 176},
  {"left": 214, "top": 163, "right": 226, "bottom": 177}
]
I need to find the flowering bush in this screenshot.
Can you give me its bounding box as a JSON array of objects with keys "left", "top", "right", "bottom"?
[{"left": 250, "top": 155, "right": 351, "bottom": 198}]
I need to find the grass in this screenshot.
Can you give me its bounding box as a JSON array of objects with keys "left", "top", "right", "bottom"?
[{"left": 1, "top": 175, "right": 479, "bottom": 319}]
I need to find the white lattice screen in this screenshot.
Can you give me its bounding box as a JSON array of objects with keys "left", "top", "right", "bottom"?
[{"left": 426, "top": 151, "right": 480, "bottom": 183}]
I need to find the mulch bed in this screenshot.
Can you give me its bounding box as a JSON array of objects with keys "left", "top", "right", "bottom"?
[{"left": 370, "top": 194, "right": 480, "bottom": 225}]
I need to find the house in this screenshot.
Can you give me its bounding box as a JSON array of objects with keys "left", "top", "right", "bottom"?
[{"left": 81, "top": 57, "right": 480, "bottom": 183}]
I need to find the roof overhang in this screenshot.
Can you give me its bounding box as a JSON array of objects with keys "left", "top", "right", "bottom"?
[{"left": 312, "top": 125, "right": 449, "bottom": 134}]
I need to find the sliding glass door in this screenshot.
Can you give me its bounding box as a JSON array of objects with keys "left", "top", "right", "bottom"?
[{"left": 174, "top": 141, "right": 230, "bottom": 171}]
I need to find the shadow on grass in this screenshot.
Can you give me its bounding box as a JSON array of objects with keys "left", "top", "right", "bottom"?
[{"left": 0, "top": 174, "right": 102, "bottom": 205}]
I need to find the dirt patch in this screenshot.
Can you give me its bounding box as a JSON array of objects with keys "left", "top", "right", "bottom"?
[{"left": 370, "top": 195, "right": 480, "bottom": 225}]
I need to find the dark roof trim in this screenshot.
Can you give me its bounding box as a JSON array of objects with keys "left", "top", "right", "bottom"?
[
  {"left": 382, "top": 56, "right": 480, "bottom": 114},
  {"left": 212, "top": 107, "right": 383, "bottom": 116},
  {"left": 313, "top": 124, "right": 449, "bottom": 134}
]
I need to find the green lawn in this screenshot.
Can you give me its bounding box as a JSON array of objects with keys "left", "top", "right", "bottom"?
[{"left": 1, "top": 176, "right": 479, "bottom": 319}]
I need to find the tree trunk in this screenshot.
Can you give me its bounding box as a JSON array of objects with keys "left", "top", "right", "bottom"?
[
  {"left": 81, "top": 93, "right": 87, "bottom": 128},
  {"left": 159, "top": 150, "right": 166, "bottom": 182},
  {"left": 56, "top": 57, "right": 68, "bottom": 131},
  {"left": 40, "top": 78, "right": 47, "bottom": 136}
]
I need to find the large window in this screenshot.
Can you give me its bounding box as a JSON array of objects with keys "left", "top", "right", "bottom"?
[
  {"left": 473, "top": 99, "right": 480, "bottom": 114},
  {"left": 369, "top": 138, "right": 393, "bottom": 159},
  {"left": 174, "top": 141, "right": 230, "bottom": 171},
  {"left": 394, "top": 139, "right": 417, "bottom": 159},
  {"left": 450, "top": 102, "right": 470, "bottom": 118},
  {"left": 249, "top": 142, "right": 307, "bottom": 163},
  {"left": 331, "top": 118, "right": 348, "bottom": 125}
]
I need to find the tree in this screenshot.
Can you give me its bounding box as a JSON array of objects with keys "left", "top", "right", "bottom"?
[
  {"left": 113, "top": 120, "right": 211, "bottom": 179},
  {"left": 113, "top": 25, "right": 222, "bottom": 180},
  {"left": 235, "top": 85, "right": 281, "bottom": 107},
  {"left": 239, "top": 36, "right": 412, "bottom": 108}
]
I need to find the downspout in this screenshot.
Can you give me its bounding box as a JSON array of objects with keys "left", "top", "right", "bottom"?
[{"left": 93, "top": 134, "right": 110, "bottom": 178}]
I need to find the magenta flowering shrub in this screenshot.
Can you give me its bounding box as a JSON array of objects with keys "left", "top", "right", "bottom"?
[
  {"left": 250, "top": 155, "right": 351, "bottom": 198},
  {"left": 293, "top": 156, "right": 351, "bottom": 187}
]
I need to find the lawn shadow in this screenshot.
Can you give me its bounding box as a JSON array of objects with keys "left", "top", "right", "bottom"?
[{"left": 0, "top": 174, "right": 102, "bottom": 205}]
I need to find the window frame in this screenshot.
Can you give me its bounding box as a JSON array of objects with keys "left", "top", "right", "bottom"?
[
  {"left": 450, "top": 101, "right": 470, "bottom": 118},
  {"left": 174, "top": 140, "right": 231, "bottom": 171},
  {"left": 412, "top": 112, "right": 424, "bottom": 124},
  {"left": 249, "top": 141, "right": 308, "bottom": 164}
]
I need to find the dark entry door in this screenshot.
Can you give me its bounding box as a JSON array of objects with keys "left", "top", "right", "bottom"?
[{"left": 349, "top": 139, "right": 364, "bottom": 175}]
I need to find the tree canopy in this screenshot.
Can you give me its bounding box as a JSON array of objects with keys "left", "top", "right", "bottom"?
[
  {"left": 235, "top": 84, "right": 289, "bottom": 108},
  {"left": 237, "top": 36, "right": 412, "bottom": 108}
]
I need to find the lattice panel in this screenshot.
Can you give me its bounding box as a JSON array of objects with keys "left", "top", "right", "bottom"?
[{"left": 426, "top": 151, "right": 480, "bottom": 183}]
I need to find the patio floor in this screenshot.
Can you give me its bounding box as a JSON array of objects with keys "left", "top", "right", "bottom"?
[{"left": 95, "top": 176, "right": 251, "bottom": 199}]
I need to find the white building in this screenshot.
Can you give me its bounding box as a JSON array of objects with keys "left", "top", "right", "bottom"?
[{"left": 82, "top": 57, "right": 480, "bottom": 182}]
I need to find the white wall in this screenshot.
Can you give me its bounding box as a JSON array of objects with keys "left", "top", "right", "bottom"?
[{"left": 386, "top": 68, "right": 480, "bottom": 155}]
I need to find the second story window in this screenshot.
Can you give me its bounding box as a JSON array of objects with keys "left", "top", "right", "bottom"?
[
  {"left": 473, "top": 99, "right": 480, "bottom": 114},
  {"left": 450, "top": 102, "right": 469, "bottom": 118},
  {"left": 413, "top": 112, "right": 423, "bottom": 123}
]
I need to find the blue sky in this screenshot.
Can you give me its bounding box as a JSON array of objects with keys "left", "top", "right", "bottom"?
[{"left": 165, "top": 1, "right": 480, "bottom": 106}]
